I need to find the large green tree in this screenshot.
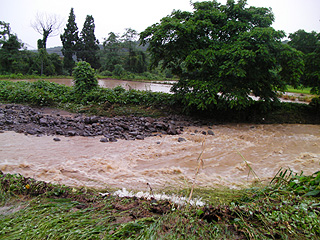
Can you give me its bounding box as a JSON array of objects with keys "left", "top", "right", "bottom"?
[
  {"left": 60, "top": 8, "right": 80, "bottom": 75},
  {"left": 288, "top": 30, "right": 319, "bottom": 54},
  {"left": 0, "top": 21, "right": 11, "bottom": 46},
  {"left": 121, "top": 28, "right": 147, "bottom": 73},
  {"left": 288, "top": 30, "right": 320, "bottom": 94},
  {"left": 0, "top": 34, "right": 23, "bottom": 73},
  {"left": 77, "top": 15, "right": 100, "bottom": 69},
  {"left": 0, "top": 21, "right": 28, "bottom": 74},
  {"left": 140, "top": 0, "right": 304, "bottom": 110}
]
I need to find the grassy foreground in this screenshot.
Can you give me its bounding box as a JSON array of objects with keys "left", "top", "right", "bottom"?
[{"left": 1, "top": 170, "right": 320, "bottom": 239}]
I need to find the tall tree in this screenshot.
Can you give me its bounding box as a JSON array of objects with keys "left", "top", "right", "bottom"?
[
  {"left": 289, "top": 30, "right": 320, "bottom": 94},
  {"left": 0, "top": 21, "right": 26, "bottom": 74},
  {"left": 32, "top": 12, "right": 62, "bottom": 50},
  {"left": 140, "top": 0, "right": 304, "bottom": 110},
  {"left": 77, "top": 15, "right": 100, "bottom": 69},
  {"left": 288, "top": 30, "right": 319, "bottom": 54},
  {"left": 0, "top": 34, "right": 23, "bottom": 73},
  {"left": 60, "top": 8, "right": 80, "bottom": 75},
  {"left": 101, "top": 32, "right": 122, "bottom": 71},
  {"left": 0, "top": 21, "right": 11, "bottom": 46}
]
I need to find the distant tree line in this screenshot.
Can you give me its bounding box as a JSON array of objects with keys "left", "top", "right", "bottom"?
[{"left": 0, "top": 9, "right": 159, "bottom": 78}]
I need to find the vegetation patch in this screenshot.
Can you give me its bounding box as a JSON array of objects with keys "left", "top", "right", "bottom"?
[
  {"left": 0, "top": 79, "right": 319, "bottom": 123},
  {"left": 1, "top": 170, "right": 320, "bottom": 239}
]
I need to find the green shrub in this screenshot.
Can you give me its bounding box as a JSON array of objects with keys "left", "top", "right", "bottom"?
[
  {"left": 72, "top": 61, "right": 98, "bottom": 94},
  {"left": 112, "top": 64, "right": 125, "bottom": 77},
  {"left": 99, "top": 70, "right": 113, "bottom": 77},
  {"left": 309, "top": 97, "right": 320, "bottom": 113}
]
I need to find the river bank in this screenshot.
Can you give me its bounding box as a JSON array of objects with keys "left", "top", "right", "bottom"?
[
  {"left": 1, "top": 104, "right": 319, "bottom": 191},
  {"left": 1, "top": 103, "right": 320, "bottom": 239}
]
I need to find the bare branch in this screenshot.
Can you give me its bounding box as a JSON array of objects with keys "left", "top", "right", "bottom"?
[
  {"left": 31, "top": 12, "right": 63, "bottom": 49},
  {"left": 31, "top": 12, "right": 62, "bottom": 37}
]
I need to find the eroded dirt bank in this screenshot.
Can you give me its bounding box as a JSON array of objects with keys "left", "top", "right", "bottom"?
[{"left": 1, "top": 104, "right": 319, "bottom": 191}]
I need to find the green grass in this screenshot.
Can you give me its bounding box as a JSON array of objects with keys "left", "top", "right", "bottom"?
[
  {"left": 1, "top": 170, "right": 320, "bottom": 239},
  {"left": 286, "top": 86, "right": 313, "bottom": 94}
]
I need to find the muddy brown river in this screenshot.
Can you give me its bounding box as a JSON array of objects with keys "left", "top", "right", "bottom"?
[{"left": 1, "top": 124, "right": 319, "bottom": 191}]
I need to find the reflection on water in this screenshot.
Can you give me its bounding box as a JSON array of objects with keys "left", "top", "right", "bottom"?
[
  {"left": 1, "top": 124, "right": 319, "bottom": 190},
  {"left": 10, "top": 78, "right": 173, "bottom": 93}
]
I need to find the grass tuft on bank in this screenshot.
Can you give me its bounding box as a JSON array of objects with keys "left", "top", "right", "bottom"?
[{"left": 1, "top": 170, "right": 320, "bottom": 239}]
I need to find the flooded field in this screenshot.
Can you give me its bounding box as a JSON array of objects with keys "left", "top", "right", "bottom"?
[
  {"left": 9, "top": 78, "right": 173, "bottom": 93},
  {"left": 1, "top": 124, "right": 319, "bottom": 191}
]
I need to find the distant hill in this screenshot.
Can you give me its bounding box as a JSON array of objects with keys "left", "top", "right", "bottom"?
[
  {"left": 30, "top": 46, "right": 63, "bottom": 57},
  {"left": 47, "top": 46, "right": 63, "bottom": 57}
]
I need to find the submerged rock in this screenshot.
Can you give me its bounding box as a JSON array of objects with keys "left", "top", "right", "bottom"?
[{"left": 207, "top": 130, "right": 215, "bottom": 136}]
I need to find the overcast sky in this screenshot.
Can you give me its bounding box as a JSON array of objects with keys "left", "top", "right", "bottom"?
[{"left": 1, "top": 0, "right": 320, "bottom": 50}]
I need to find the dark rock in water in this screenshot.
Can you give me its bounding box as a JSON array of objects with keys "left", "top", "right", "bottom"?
[
  {"left": 156, "top": 141, "right": 161, "bottom": 144},
  {"left": 53, "top": 138, "right": 61, "bottom": 142},
  {"left": 136, "top": 135, "right": 144, "bottom": 140},
  {"left": 167, "top": 125, "right": 177, "bottom": 135},
  {"left": 178, "top": 137, "right": 186, "bottom": 142},
  {"left": 155, "top": 122, "right": 167, "bottom": 129},
  {"left": 129, "top": 131, "right": 139, "bottom": 136},
  {"left": 207, "top": 130, "right": 215, "bottom": 135},
  {"left": 100, "top": 138, "right": 109, "bottom": 143},
  {"left": 202, "top": 131, "right": 207, "bottom": 135},
  {"left": 119, "top": 123, "right": 129, "bottom": 130},
  {"left": 115, "top": 126, "right": 124, "bottom": 132},
  {"left": 67, "top": 131, "right": 77, "bottom": 136},
  {"left": 148, "top": 127, "right": 157, "bottom": 132},
  {"left": 39, "top": 117, "right": 48, "bottom": 126},
  {"left": 26, "top": 129, "right": 38, "bottom": 135},
  {"left": 109, "top": 137, "right": 117, "bottom": 142},
  {"left": 55, "top": 128, "right": 64, "bottom": 135}
]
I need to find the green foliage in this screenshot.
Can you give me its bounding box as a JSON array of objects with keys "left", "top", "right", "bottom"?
[
  {"left": 140, "top": 0, "right": 304, "bottom": 110},
  {"left": 0, "top": 25, "right": 63, "bottom": 76},
  {"left": 1, "top": 170, "right": 320, "bottom": 239},
  {"left": 271, "top": 168, "right": 320, "bottom": 196},
  {"left": 304, "top": 51, "right": 320, "bottom": 94},
  {"left": 288, "top": 29, "right": 320, "bottom": 94},
  {"left": 112, "top": 64, "right": 126, "bottom": 77},
  {"left": 60, "top": 8, "right": 80, "bottom": 75},
  {"left": 77, "top": 15, "right": 100, "bottom": 69},
  {"left": 288, "top": 29, "right": 319, "bottom": 54},
  {"left": 0, "top": 78, "right": 175, "bottom": 114},
  {"left": 72, "top": 61, "right": 98, "bottom": 94},
  {"left": 309, "top": 97, "right": 320, "bottom": 112},
  {"left": 101, "top": 32, "right": 122, "bottom": 72},
  {"left": 99, "top": 70, "right": 113, "bottom": 77},
  {"left": 0, "top": 80, "right": 72, "bottom": 106}
]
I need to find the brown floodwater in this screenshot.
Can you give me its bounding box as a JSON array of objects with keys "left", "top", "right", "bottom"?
[
  {"left": 10, "top": 78, "right": 173, "bottom": 93},
  {"left": 1, "top": 124, "right": 319, "bottom": 191}
]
